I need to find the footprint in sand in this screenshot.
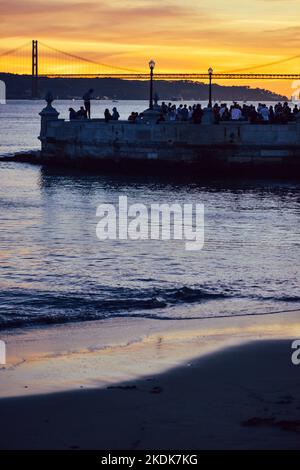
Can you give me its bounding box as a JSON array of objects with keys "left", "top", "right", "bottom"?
[{"left": 150, "top": 386, "right": 163, "bottom": 394}]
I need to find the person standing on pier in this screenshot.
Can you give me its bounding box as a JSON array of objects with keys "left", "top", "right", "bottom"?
[{"left": 83, "top": 89, "right": 94, "bottom": 119}]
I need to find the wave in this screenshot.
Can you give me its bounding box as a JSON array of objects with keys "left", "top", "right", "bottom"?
[
  {"left": 257, "top": 295, "right": 300, "bottom": 303},
  {"left": 0, "top": 285, "right": 228, "bottom": 329},
  {"left": 1, "top": 285, "right": 300, "bottom": 330}
]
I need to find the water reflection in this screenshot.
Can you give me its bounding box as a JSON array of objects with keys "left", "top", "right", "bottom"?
[{"left": 0, "top": 161, "right": 300, "bottom": 330}]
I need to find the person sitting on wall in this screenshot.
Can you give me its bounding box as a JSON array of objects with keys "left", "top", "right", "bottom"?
[
  {"left": 69, "top": 108, "right": 77, "bottom": 120},
  {"left": 222, "top": 107, "right": 231, "bottom": 121},
  {"left": 112, "top": 107, "right": 120, "bottom": 120},
  {"left": 293, "top": 105, "right": 300, "bottom": 120},
  {"left": 77, "top": 106, "right": 88, "bottom": 119},
  {"left": 282, "top": 102, "right": 292, "bottom": 123},
  {"left": 160, "top": 102, "right": 168, "bottom": 115},
  {"left": 176, "top": 104, "right": 184, "bottom": 121},
  {"left": 269, "top": 106, "right": 275, "bottom": 123},
  {"left": 249, "top": 106, "right": 258, "bottom": 124},
  {"left": 181, "top": 104, "right": 189, "bottom": 121},
  {"left": 274, "top": 102, "right": 282, "bottom": 123},
  {"left": 241, "top": 104, "right": 250, "bottom": 121},
  {"left": 219, "top": 104, "right": 226, "bottom": 119},
  {"left": 192, "top": 104, "right": 203, "bottom": 124},
  {"left": 259, "top": 104, "right": 270, "bottom": 123},
  {"left": 104, "top": 108, "right": 112, "bottom": 122},
  {"left": 231, "top": 103, "right": 242, "bottom": 120},
  {"left": 213, "top": 103, "right": 220, "bottom": 123},
  {"left": 169, "top": 105, "right": 177, "bottom": 121},
  {"left": 128, "top": 112, "right": 137, "bottom": 122}
]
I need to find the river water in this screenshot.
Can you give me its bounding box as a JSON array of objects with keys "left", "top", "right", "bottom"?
[{"left": 0, "top": 100, "right": 300, "bottom": 330}]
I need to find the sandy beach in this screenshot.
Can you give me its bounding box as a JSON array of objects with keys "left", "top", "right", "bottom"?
[
  {"left": 1, "top": 311, "right": 300, "bottom": 449},
  {"left": 0, "top": 340, "right": 299, "bottom": 450}
]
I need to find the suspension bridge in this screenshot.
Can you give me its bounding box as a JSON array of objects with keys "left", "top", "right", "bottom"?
[{"left": 1, "top": 40, "right": 300, "bottom": 98}]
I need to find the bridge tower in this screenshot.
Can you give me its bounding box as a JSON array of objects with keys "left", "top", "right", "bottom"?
[{"left": 31, "top": 40, "right": 38, "bottom": 99}]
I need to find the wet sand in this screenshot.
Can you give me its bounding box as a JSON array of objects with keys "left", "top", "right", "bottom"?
[
  {"left": 0, "top": 313, "right": 300, "bottom": 449},
  {"left": 0, "top": 339, "right": 300, "bottom": 449},
  {"left": 1, "top": 310, "right": 300, "bottom": 398}
]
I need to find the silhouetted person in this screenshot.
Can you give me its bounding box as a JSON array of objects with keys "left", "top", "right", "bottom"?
[
  {"left": 293, "top": 105, "right": 299, "bottom": 119},
  {"left": 128, "top": 112, "right": 137, "bottom": 122},
  {"left": 161, "top": 102, "right": 168, "bottom": 114},
  {"left": 77, "top": 106, "right": 87, "bottom": 119},
  {"left": 269, "top": 106, "right": 275, "bottom": 123},
  {"left": 104, "top": 108, "right": 112, "bottom": 122},
  {"left": 222, "top": 108, "right": 231, "bottom": 121},
  {"left": 192, "top": 104, "right": 203, "bottom": 124},
  {"left": 249, "top": 107, "right": 258, "bottom": 124},
  {"left": 112, "top": 107, "right": 120, "bottom": 120},
  {"left": 181, "top": 104, "right": 189, "bottom": 121},
  {"left": 83, "top": 89, "right": 94, "bottom": 119},
  {"left": 213, "top": 103, "right": 220, "bottom": 123},
  {"left": 69, "top": 108, "right": 77, "bottom": 120}
]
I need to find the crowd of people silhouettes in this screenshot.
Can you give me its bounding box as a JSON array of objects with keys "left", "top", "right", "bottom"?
[
  {"left": 213, "top": 101, "right": 300, "bottom": 124},
  {"left": 123, "top": 101, "right": 300, "bottom": 124},
  {"left": 69, "top": 91, "right": 300, "bottom": 125}
]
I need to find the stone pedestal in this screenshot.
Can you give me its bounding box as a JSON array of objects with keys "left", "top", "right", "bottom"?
[
  {"left": 142, "top": 108, "right": 161, "bottom": 124},
  {"left": 39, "top": 92, "right": 60, "bottom": 140},
  {"left": 202, "top": 107, "right": 214, "bottom": 124}
]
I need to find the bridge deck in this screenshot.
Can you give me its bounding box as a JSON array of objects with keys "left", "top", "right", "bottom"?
[{"left": 41, "top": 73, "right": 300, "bottom": 80}]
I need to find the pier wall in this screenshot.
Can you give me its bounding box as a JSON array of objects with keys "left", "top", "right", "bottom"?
[{"left": 39, "top": 113, "right": 300, "bottom": 174}]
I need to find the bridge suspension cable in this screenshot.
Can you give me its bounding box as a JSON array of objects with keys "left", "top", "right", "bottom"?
[
  {"left": 0, "top": 41, "right": 31, "bottom": 58},
  {"left": 226, "top": 53, "right": 300, "bottom": 73},
  {"left": 0, "top": 41, "right": 32, "bottom": 77},
  {"left": 39, "top": 41, "right": 144, "bottom": 74}
]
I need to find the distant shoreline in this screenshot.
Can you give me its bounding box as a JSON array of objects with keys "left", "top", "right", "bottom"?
[{"left": 0, "top": 73, "right": 288, "bottom": 101}]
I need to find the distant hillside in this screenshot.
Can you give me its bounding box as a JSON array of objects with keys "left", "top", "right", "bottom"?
[{"left": 0, "top": 73, "right": 287, "bottom": 101}]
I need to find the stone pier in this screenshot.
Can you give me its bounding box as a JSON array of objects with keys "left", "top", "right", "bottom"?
[{"left": 38, "top": 97, "right": 300, "bottom": 176}]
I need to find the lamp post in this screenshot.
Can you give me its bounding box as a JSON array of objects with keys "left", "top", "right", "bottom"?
[
  {"left": 149, "top": 59, "right": 155, "bottom": 110},
  {"left": 208, "top": 67, "right": 213, "bottom": 108}
]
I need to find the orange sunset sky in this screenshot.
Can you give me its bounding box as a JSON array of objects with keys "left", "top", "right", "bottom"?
[{"left": 1, "top": 0, "right": 300, "bottom": 96}]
